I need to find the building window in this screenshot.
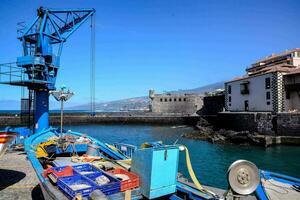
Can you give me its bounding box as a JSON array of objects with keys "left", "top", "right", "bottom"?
[
  {"left": 265, "top": 77, "right": 271, "bottom": 89},
  {"left": 267, "top": 101, "right": 270, "bottom": 105},
  {"left": 169, "top": 98, "right": 172, "bottom": 102},
  {"left": 164, "top": 98, "right": 167, "bottom": 102},
  {"left": 266, "top": 91, "right": 270, "bottom": 100},
  {"left": 240, "top": 82, "right": 249, "bottom": 95},
  {"left": 174, "top": 98, "right": 177, "bottom": 101},
  {"left": 179, "top": 98, "right": 182, "bottom": 102},
  {"left": 228, "top": 85, "right": 231, "bottom": 94},
  {"left": 229, "top": 103, "right": 231, "bottom": 106},
  {"left": 160, "top": 98, "right": 163, "bottom": 102},
  {"left": 229, "top": 96, "right": 231, "bottom": 102},
  {"left": 184, "top": 98, "right": 187, "bottom": 101}
]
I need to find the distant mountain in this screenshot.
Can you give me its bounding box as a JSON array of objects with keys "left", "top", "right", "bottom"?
[
  {"left": 67, "top": 96, "right": 150, "bottom": 112},
  {"left": 67, "top": 81, "right": 225, "bottom": 111},
  {"left": 169, "top": 81, "right": 224, "bottom": 94}
]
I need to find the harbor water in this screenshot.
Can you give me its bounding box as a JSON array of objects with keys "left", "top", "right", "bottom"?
[{"left": 64, "top": 124, "right": 300, "bottom": 189}]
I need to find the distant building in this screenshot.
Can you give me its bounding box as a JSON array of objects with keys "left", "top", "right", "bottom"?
[
  {"left": 225, "top": 48, "right": 300, "bottom": 112},
  {"left": 199, "top": 90, "right": 225, "bottom": 115},
  {"left": 149, "top": 90, "right": 203, "bottom": 114}
]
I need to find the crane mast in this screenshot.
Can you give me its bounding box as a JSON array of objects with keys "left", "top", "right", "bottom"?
[{"left": 0, "top": 7, "right": 95, "bottom": 133}]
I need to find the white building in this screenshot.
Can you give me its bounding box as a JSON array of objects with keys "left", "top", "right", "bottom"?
[{"left": 225, "top": 49, "right": 300, "bottom": 112}]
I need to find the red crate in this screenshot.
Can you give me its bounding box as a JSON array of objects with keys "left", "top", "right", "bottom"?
[{"left": 107, "top": 168, "right": 140, "bottom": 191}]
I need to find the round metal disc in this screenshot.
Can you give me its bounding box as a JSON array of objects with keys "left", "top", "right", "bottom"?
[{"left": 227, "top": 160, "right": 259, "bottom": 195}]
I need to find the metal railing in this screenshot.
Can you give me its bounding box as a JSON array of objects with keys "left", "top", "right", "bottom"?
[
  {"left": 0, "top": 62, "right": 24, "bottom": 83},
  {"left": 0, "top": 62, "right": 48, "bottom": 85},
  {"left": 113, "top": 143, "right": 137, "bottom": 158}
]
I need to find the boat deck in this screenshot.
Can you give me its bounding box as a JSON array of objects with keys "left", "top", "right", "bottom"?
[{"left": 0, "top": 150, "right": 257, "bottom": 200}]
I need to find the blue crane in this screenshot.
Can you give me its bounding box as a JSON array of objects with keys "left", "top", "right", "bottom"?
[{"left": 0, "top": 7, "right": 95, "bottom": 133}]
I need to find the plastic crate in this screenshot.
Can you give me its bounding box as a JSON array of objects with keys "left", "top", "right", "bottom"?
[
  {"left": 43, "top": 166, "right": 75, "bottom": 179},
  {"left": 108, "top": 168, "right": 140, "bottom": 191},
  {"left": 73, "top": 164, "right": 101, "bottom": 175},
  {"left": 57, "top": 175, "right": 96, "bottom": 199},
  {"left": 85, "top": 171, "right": 121, "bottom": 195}
]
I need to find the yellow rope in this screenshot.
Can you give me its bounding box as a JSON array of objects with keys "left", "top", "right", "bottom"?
[
  {"left": 182, "top": 145, "right": 217, "bottom": 197},
  {"left": 184, "top": 145, "right": 204, "bottom": 190}
]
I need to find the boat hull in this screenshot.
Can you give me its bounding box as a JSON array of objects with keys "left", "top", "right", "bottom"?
[
  {"left": 256, "top": 170, "right": 300, "bottom": 200},
  {"left": 0, "top": 131, "right": 17, "bottom": 159}
]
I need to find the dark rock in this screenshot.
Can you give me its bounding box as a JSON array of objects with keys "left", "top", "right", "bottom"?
[{"left": 183, "top": 124, "right": 263, "bottom": 146}]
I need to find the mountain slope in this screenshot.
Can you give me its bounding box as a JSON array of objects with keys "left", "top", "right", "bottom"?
[{"left": 170, "top": 81, "right": 224, "bottom": 94}]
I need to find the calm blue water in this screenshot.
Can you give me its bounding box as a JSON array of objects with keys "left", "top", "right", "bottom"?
[{"left": 64, "top": 124, "right": 300, "bottom": 189}]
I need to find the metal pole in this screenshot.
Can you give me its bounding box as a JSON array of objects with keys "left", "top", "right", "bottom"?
[{"left": 60, "top": 99, "right": 64, "bottom": 134}]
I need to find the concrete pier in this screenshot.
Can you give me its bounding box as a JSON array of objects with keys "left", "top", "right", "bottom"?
[
  {"left": 0, "top": 112, "right": 200, "bottom": 127},
  {"left": 0, "top": 151, "right": 43, "bottom": 200}
]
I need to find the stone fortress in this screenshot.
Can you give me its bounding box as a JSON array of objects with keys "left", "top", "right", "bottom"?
[{"left": 148, "top": 89, "right": 203, "bottom": 115}]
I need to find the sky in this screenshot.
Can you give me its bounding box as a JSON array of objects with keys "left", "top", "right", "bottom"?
[{"left": 0, "top": 0, "right": 300, "bottom": 109}]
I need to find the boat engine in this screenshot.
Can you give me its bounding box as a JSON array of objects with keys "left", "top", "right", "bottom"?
[{"left": 225, "top": 160, "right": 259, "bottom": 200}]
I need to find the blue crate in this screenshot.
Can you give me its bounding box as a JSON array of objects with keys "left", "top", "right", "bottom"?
[
  {"left": 73, "top": 164, "right": 101, "bottom": 175},
  {"left": 85, "top": 172, "right": 121, "bottom": 195},
  {"left": 57, "top": 175, "right": 97, "bottom": 199}
]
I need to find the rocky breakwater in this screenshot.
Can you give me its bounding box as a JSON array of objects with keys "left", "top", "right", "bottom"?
[{"left": 182, "top": 118, "right": 265, "bottom": 145}]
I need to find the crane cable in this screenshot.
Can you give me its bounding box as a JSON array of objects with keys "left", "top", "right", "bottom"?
[{"left": 90, "top": 13, "right": 96, "bottom": 116}]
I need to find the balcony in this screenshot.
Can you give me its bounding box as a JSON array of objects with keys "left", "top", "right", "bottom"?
[{"left": 240, "top": 81, "right": 250, "bottom": 95}]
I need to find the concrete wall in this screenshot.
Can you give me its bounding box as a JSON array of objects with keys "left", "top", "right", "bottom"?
[
  {"left": 150, "top": 93, "right": 203, "bottom": 114},
  {"left": 225, "top": 72, "right": 281, "bottom": 112},
  {"left": 210, "top": 112, "right": 274, "bottom": 135},
  {"left": 277, "top": 113, "right": 300, "bottom": 136},
  {"left": 0, "top": 112, "right": 200, "bottom": 127},
  {"left": 204, "top": 112, "right": 300, "bottom": 137}
]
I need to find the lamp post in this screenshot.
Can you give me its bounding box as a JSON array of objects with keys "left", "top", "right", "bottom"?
[{"left": 50, "top": 86, "right": 74, "bottom": 135}]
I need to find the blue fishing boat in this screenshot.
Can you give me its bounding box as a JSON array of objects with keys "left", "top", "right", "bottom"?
[
  {"left": 255, "top": 170, "right": 300, "bottom": 200},
  {"left": 24, "top": 126, "right": 223, "bottom": 200}
]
